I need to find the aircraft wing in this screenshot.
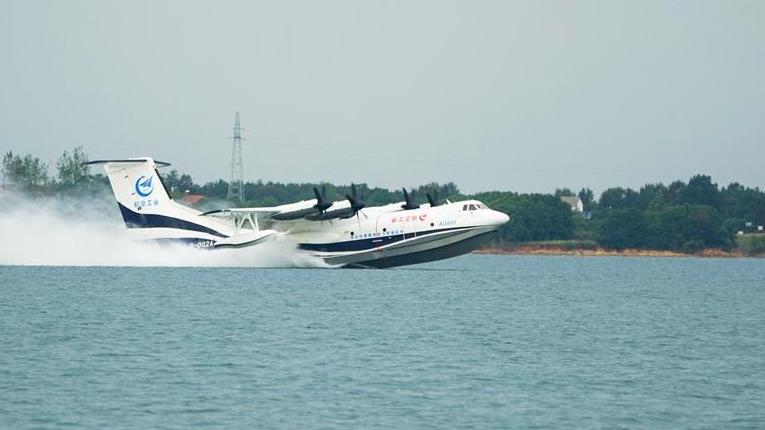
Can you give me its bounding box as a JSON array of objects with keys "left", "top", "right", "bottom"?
[
  {"left": 199, "top": 207, "right": 281, "bottom": 218},
  {"left": 199, "top": 205, "right": 307, "bottom": 220},
  {"left": 198, "top": 184, "right": 447, "bottom": 222},
  {"left": 198, "top": 185, "right": 367, "bottom": 222},
  {"left": 199, "top": 200, "right": 354, "bottom": 222}
]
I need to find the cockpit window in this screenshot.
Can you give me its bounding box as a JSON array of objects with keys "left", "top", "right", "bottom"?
[
  {"left": 462, "top": 204, "right": 468, "bottom": 211},
  {"left": 468, "top": 204, "right": 477, "bottom": 211}
]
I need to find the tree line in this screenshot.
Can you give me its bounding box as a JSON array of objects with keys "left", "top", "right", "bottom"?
[
  {"left": 576, "top": 176, "right": 764, "bottom": 252},
  {"left": 3, "top": 148, "right": 764, "bottom": 253}
]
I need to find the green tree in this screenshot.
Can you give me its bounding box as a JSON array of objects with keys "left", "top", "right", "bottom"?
[
  {"left": 645, "top": 205, "right": 732, "bottom": 251},
  {"left": 681, "top": 174, "right": 719, "bottom": 208},
  {"left": 666, "top": 180, "right": 686, "bottom": 205},
  {"left": 56, "top": 147, "right": 90, "bottom": 186},
  {"left": 477, "top": 192, "right": 574, "bottom": 242},
  {"left": 414, "top": 182, "right": 460, "bottom": 205},
  {"left": 163, "top": 169, "right": 181, "bottom": 194},
  {"left": 598, "top": 208, "right": 647, "bottom": 250},
  {"left": 1, "top": 151, "right": 22, "bottom": 184},
  {"left": 2, "top": 151, "right": 48, "bottom": 187},
  {"left": 719, "top": 183, "right": 765, "bottom": 226},
  {"left": 162, "top": 169, "right": 200, "bottom": 197},
  {"left": 201, "top": 179, "right": 229, "bottom": 198},
  {"left": 638, "top": 183, "right": 667, "bottom": 210},
  {"left": 577, "top": 187, "right": 595, "bottom": 211},
  {"left": 599, "top": 187, "right": 640, "bottom": 210},
  {"left": 177, "top": 174, "right": 196, "bottom": 194}
]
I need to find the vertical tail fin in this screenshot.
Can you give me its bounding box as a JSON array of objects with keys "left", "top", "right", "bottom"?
[
  {"left": 84, "top": 157, "right": 232, "bottom": 239},
  {"left": 85, "top": 158, "right": 173, "bottom": 215}
]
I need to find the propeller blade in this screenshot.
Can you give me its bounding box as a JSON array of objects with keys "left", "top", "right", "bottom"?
[
  {"left": 345, "top": 183, "right": 365, "bottom": 215},
  {"left": 427, "top": 189, "right": 441, "bottom": 207},
  {"left": 401, "top": 187, "right": 420, "bottom": 210},
  {"left": 313, "top": 185, "right": 332, "bottom": 212}
]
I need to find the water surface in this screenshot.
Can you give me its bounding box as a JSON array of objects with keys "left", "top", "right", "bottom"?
[{"left": 1, "top": 255, "right": 764, "bottom": 429}]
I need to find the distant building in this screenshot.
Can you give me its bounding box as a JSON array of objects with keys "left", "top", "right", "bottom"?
[
  {"left": 560, "top": 196, "right": 584, "bottom": 213},
  {"left": 181, "top": 194, "right": 206, "bottom": 207}
]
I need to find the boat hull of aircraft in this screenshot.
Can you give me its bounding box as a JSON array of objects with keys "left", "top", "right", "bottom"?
[{"left": 318, "top": 227, "right": 497, "bottom": 268}]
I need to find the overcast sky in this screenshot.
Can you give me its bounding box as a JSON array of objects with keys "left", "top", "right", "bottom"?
[{"left": 2, "top": 0, "right": 763, "bottom": 194}]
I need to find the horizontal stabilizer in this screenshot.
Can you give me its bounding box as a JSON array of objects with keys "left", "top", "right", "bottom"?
[
  {"left": 199, "top": 209, "right": 229, "bottom": 216},
  {"left": 83, "top": 159, "right": 172, "bottom": 167}
]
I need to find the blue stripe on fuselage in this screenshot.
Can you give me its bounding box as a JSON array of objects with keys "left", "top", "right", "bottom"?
[
  {"left": 298, "top": 226, "right": 476, "bottom": 253},
  {"left": 117, "top": 203, "right": 229, "bottom": 238}
]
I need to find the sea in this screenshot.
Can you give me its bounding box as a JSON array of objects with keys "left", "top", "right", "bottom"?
[{"left": 1, "top": 254, "right": 764, "bottom": 429}]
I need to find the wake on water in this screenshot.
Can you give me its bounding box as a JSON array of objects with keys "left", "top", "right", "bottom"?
[{"left": 0, "top": 192, "right": 329, "bottom": 268}]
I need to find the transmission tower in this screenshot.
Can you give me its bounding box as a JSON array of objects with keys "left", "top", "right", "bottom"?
[{"left": 227, "top": 112, "right": 245, "bottom": 202}]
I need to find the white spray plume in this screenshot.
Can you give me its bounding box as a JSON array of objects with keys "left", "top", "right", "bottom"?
[{"left": 0, "top": 191, "right": 329, "bottom": 268}]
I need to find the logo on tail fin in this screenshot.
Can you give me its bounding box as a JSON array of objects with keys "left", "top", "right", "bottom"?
[{"left": 135, "top": 176, "right": 154, "bottom": 197}]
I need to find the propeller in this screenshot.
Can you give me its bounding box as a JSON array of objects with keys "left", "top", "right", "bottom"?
[
  {"left": 401, "top": 188, "right": 420, "bottom": 210},
  {"left": 345, "top": 183, "right": 366, "bottom": 217},
  {"left": 426, "top": 189, "right": 441, "bottom": 207},
  {"left": 313, "top": 185, "right": 332, "bottom": 213}
]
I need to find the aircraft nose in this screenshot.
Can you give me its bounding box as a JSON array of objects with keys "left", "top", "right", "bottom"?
[{"left": 490, "top": 210, "right": 510, "bottom": 226}]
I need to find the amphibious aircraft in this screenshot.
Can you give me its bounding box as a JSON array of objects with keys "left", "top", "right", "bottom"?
[{"left": 86, "top": 157, "right": 509, "bottom": 268}]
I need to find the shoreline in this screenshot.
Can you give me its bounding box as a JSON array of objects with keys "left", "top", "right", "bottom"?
[{"left": 475, "top": 245, "right": 760, "bottom": 258}]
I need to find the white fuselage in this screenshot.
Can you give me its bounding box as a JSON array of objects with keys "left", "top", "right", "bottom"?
[{"left": 263, "top": 200, "right": 509, "bottom": 268}]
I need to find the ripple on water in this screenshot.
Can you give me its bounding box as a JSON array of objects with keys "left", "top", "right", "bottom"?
[{"left": 0, "top": 255, "right": 764, "bottom": 429}]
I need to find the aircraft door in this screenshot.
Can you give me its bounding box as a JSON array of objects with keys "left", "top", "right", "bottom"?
[{"left": 400, "top": 211, "right": 419, "bottom": 240}]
